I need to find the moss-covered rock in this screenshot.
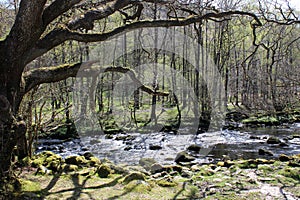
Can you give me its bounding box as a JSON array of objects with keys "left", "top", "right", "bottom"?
[
  {"left": 62, "top": 164, "right": 79, "bottom": 172},
  {"left": 123, "top": 172, "right": 145, "bottom": 184},
  {"left": 123, "top": 180, "right": 152, "bottom": 193},
  {"left": 31, "top": 151, "right": 63, "bottom": 171},
  {"left": 88, "top": 156, "right": 101, "bottom": 167},
  {"left": 279, "top": 154, "right": 291, "bottom": 162},
  {"left": 217, "top": 160, "right": 235, "bottom": 168},
  {"left": 97, "top": 164, "right": 112, "bottom": 178},
  {"left": 65, "top": 156, "right": 87, "bottom": 166},
  {"left": 237, "top": 159, "right": 258, "bottom": 169},
  {"left": 156, "top": 179, "right": 177, "bottom": 187},
  {"left": 279, "top": 167, "right": 300, "bottom": 181}
]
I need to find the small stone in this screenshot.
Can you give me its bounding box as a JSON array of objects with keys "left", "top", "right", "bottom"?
[
  {"left": 217, "top": 161, "right": 225, "bottom": 167},
  {"left": 124, "top": 146, "right": 132, "bottom": 151},
  {"left": 190, "top": 165, "right": 201, "bottom": 172},
  {"left": 105, "top": 134, "right": 114, "bottom": 139},
  {"left": 149, "top": 145, "right": 162, "bottom": 150},
  {"left": 250, "top": 135, "right": 260, "bottom": 140}
]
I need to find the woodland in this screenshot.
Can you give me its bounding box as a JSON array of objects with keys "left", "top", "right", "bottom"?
[{"left": 0, "top": 0, "right": 299, "bottom": 199}]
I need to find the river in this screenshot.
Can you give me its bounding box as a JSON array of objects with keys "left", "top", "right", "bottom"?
[{"left": 36, "top": 123, "right": 300, "bottom": 165}]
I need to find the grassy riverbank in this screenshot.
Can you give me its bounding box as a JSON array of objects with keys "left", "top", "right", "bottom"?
[{"left": 4, "top": 152, "right": 300, "bottom": 199}]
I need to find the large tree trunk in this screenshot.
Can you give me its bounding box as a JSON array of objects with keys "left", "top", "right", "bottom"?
[
  {"left": 0, "top": 87, "right": 26, "bottom": 182},
  {"left": 0, "top": 42, "right": 26, "bottom": 181}
]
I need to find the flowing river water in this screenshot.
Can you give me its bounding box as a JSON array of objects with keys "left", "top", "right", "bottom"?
[{"left": 36, "top": 123, "right": 300, "bottom": 165}]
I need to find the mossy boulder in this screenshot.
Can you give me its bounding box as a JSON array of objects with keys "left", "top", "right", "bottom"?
[
  {"left": 63, "top": 164, "right": 79, "bottom": 172},
  {"left": 65, "top": 156, "right": 87, "bottom": 166},
  {"left": 255, "top": 158, "right": 275, "bottom": 164},
  {"left": 156, "top": 179, "right": 177, "bottom": 187},
  {"left": 88, "top": 156, "right": 101, "bottom": 167},
  {"left": 279, "top": 167, "right": 300, "bottom": 181},
  {"left": 279, "top": 154, "right": 291, "bottom": 162},
  {"left": 123, "top": 172, "right": 145, "bottom": 184},
  {"left": 237, "top": 159, "right": 258, "bottom": 169},
  {"left": 97, "top": 164, "right": 112, "bottom": 178},
  {"left": 123, "top": 180, "right": 152, "bottom": 193},
  {"left": 32, "top": 151, "right": 63, "bottom": 171}
]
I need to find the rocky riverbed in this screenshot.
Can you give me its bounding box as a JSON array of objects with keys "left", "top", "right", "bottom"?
[{"left": 36, "top": 123, "right": 300, "bottom": 166}]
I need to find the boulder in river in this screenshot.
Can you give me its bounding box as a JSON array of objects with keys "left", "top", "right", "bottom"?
[
  {"left": 175, "top": 151, "right": 195, "bottom": 164},
  {"left": 149, "top": 144, "right": 163, "bottom": 150},
  {"left": 187, "top": 144, "right": 201, "bottom": 152},
  {"left": 258, "top": 148, "right": 274, "bottom": 156},
  {"left": 139, "top": 158, "right": 157, "bottom": 171},
  {"left": 278, "top": 154, "right": 291, "bottom": 162}
]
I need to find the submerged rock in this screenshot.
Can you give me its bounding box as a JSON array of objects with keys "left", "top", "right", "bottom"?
[
  {"left": 139, "top": 158, "right": 157, "bottom": 171},
  {"left": 187, "top": 144, "right": 202, "bottom": 152},
  {"left": 258, "top": 148, "right": 274, "bottom": 156},
  {"left": 267, "top": 136, "right": 281, "bottom": 144},
  {"left": 149, "top": 144, "right": 163, "bottom": 150},
  {"left": 175, "top": 151, "right": 195, "bottom": 164}
]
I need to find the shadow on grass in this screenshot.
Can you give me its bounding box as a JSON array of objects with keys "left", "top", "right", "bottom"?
[{"left": 20, "top": 171, "right": 124, "bottom": 200}]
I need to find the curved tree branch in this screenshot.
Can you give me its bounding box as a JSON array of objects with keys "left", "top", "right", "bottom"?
[
  {"left": 67, "top": 0, "right": 133, "bottom": 30},
  {"left": 23, "top": 62, "right": 169, "bottom": 97},
  {"left": 42, "top": 0, "right": 82, "bottom": 26},
  {"left": 24, "top": 10, "right": 262, "bottom": 64}
]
